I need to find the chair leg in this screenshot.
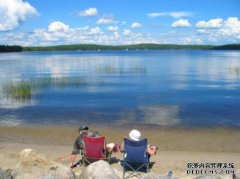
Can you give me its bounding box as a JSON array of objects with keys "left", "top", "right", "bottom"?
[
  {"left": 107, "top": 153, "right": 111, "bottom": 164},
  {"left": 122, "top": 163, "right": 125, "bottom": 179},
  {"left": 85, "top": 158, "right": 90, "bottom": 165},
  {"left": 146, "top": 164, "right": 149, "bottom": 173},
  {"left": 83, "top": 159, "right": 87, "bottom": 167}
]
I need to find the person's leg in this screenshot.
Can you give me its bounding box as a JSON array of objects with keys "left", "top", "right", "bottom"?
[
  {"left": 69, "top": 146, "right": 81, "bottom": 167},
  {"left": 69, "top": 154, "right": 77, "bottom": 168}
]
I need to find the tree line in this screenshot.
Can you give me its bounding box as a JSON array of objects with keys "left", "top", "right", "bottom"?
[
  {"left": 23, "top": 43, "right": 240, "bottom": 51},
  {"left": 0, "top": 44, "right": 240, "bottom": 52},
  {"left": 23, "top": 44, "right": 214, "bottom": 51},
  {"left": 0, "top": 45, "right": 23, "bottom": 52}
]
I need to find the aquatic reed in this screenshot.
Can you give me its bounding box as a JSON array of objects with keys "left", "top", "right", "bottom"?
[
  {"left": 2, "top": 82, "right": 32, "bottom": 100},
  {"left": 2, "top": 76, "right": 88, "bottom": 100},
  {"left": 30, "top": 77, "right": 87, "bottom": 88},
  {"left": 95, "top": 66, "right": 147, "bottom": 74}
]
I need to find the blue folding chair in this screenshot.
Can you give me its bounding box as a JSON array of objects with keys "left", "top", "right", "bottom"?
[{"left": 121, "top": 138, "right": 150, "bottom": 178}]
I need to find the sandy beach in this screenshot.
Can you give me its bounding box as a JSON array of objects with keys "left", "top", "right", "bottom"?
[{"left": 0, "top": 125, "right": 239, "bottom": 178}]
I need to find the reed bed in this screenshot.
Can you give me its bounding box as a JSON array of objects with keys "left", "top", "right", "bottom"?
[
  {"left": 2, "top": 76, "right": 88, "bottom": 100},
  {"left": 2, "top": 82, "right": 32, "bottom": 100},
  {"left": 95, "top": 66, "right": 147, "bottom": 74},
  {"left": 30, "top": 77, "right": 87, "bottom": 88},
  {"left": 230, "top": 67, "right": 240, "bottom": 76}
]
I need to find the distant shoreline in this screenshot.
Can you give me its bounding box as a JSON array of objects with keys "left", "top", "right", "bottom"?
[{"left": 1, "top": 43, "right": 240, "bottom": 53}]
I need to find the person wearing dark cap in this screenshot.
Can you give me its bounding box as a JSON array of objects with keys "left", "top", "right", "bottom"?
[{"left": 69, "top": 126, "right": 100, "bottom": 168}]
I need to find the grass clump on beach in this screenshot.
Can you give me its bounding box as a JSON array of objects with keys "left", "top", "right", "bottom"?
[{"left": 2, "top": 82, "right": 32, "bottom": 100}]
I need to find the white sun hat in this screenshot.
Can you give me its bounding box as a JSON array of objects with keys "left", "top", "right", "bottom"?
[{"left": 129, "top": 129, "right": 141, "bottom": 141}]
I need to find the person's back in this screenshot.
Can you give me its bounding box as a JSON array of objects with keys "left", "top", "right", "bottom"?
[
  {"left": 69, "top": 126, "right": 101, "bottom": 168},
  {"left": 87, "top": 130, "right": 101, "bottom": 138},
  {"left": 74, "top": 130, "right": 100, "bottom": 152}
]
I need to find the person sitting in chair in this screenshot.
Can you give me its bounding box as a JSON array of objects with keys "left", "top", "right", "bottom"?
[
  {"left": 69, "top": 126, "right": 100, "bottom": 168},
  {"left": 120, "top": 129, "right": 158, "bottom": 158},
  {"left": 69, "top": 126, "right": 119, "bottom": 168}
]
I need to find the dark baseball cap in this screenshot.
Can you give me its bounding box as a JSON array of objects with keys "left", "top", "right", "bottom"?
[{"left": 78, "top": 126, "right": 89, "bottom": 131}]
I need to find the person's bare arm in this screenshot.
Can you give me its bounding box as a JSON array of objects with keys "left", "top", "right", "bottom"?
[
  {"left": 147, "top": 146, "right": 157, "bottom": 156},
  {"left": 120, "top": 143, "right": 124, "bottom": 152}
]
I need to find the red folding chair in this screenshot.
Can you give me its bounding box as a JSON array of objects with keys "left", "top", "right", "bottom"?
[{"left": 82, "top": 135, "right": 111, "bottom": 165}]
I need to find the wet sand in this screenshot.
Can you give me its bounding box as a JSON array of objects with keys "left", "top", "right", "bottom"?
[
  {"left": 1, "top": 125, "right": 240, "bottom": 152},
  {"left": 0, "top": 125, "right": 240, "bottom": 178}
]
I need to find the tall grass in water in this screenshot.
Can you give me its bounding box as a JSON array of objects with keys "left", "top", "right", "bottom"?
[
  {"left": 229, "top": 67, "right": 240, "bottom": 77},
  {"left": 2, "top": 77, "right": 88, "bottom": 101},
  {"left": 31, "top": 77, "right": 87, "bottom": 88},
  {"left": 95, "top": 66, "right": 147, "bottom": 74},
  {"left": 3, "top": 82, "right": 32, "bottom": 100}
]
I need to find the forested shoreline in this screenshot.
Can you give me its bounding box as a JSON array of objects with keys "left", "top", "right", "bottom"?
[
  {"left": 0, "top": 45, "right": 23, "bottom": 52},
  {"left": 0, "top": 43, "right": 240, "bottom": 52}
]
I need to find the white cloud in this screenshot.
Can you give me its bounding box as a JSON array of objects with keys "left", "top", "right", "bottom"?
[
  {"left": 147, "top": 12, "right": 165, "bottom": 18},
  {"left": 170, "top": 12, "right": 192, "bottom": 19},
  {"left": 107, "top": 26, "right": 118, "bottom": 31},
  {"left": 219, "top": 17, "right": 240, "bottom": 36},
  {"left": 147, "top": 11, "right": 192, "bottom": 18},
  {"left": 195, "top": 17, "right": 240, "bottom": 41},
  {"left": 0, "top": 0, "right": 39, "bottom": 31},
  {"left": 195, "top": 17, "right": 240, "bottom": 43},
  {"left": 2, "top": 20, "right": 157, "bottom": 46},
  {"left": 123, "top": 29, "right": 131, "bottom": 36},
  {"left": 171, "top": 19, "right": 192, "bottom": 27},
  {"left": 4, "top": 16, "right": 239, "bottom": 46},
  {"left": 75, "top": 26, "right": 89, "bottom": 31},
  {"left": 113, "top": 32, "right": 120, "bottom": 40},
  {"left": 180, "top": 36, "right": 203, "bottom": 44},
  {"left": 48, "top": 21, "right": 69, "bottom": 32},
  {"left": 197, "top": 29, "right": 208, "bottom": 34},
  {"left": 78, "top": 8, "right": 97, "bottom": 17},
  {"left": 131, "top": 22, "right": 142, "bottom": 28},
  {"left": 224, "top": 17, "right": 240, "bottom": 28},
  {"left": 96, "top": 18, "right": 115, "bottom": 24},
  {"left": 196, "top": 18, "right": 223, "bottom": 29},
  {"left": 89, "top": 27, "right": 102, "bottom": 35},
  {"left": 153, "top": 31, "right": 204, "bottom": 45}
]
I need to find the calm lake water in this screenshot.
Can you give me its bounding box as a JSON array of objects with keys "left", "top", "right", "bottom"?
[{"left": 0, "top": 50, "right": 240, "bottom": 127}]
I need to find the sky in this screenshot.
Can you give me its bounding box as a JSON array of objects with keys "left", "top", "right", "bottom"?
[{"left": 0, "top": 0, "right": 240, "bottom": 46}]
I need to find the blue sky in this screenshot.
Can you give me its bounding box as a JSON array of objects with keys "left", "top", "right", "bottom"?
[{"left": 0, "top": 0, "right": 240, "bottom": 46}]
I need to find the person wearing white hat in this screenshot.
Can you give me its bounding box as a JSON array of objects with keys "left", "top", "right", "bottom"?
[
  {"left": 120, "top": 129, "right": 158, "bottom": 157},
  {"left": 129, "top": 129, "right": 141, "bottom": 141}
]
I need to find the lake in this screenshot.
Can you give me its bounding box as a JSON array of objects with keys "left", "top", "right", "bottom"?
[{"left": 0, "top": 50, "right": 240, "bottom": 127}]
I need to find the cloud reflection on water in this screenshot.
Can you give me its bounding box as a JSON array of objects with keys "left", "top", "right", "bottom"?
[
  {"left": 138, "top": 105, "right": 180, "bottom": 126},
  {"left": 168, "top": 51, "right": 240, "bottom": 90}
]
